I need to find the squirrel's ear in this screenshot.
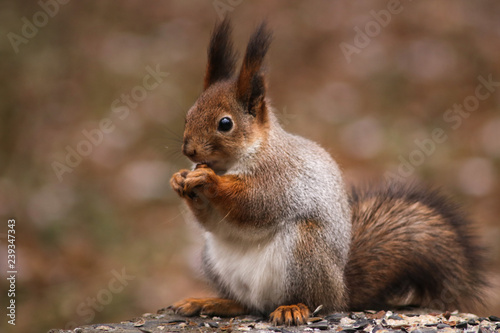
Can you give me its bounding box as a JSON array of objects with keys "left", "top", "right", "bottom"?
[
  {"left": 236, "top": 21, "right": 272, "bottom": 119},
  {"left": 204, "top": 17, "right": 237, "bottom": 90}
]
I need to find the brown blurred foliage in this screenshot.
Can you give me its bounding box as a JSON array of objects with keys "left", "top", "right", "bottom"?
[{"left": 0, "top": 1, "right": 499, "bottom": 332}]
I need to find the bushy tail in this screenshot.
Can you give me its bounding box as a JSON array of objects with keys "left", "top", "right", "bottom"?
[{"left": 345, "top": 182, "right": 486, "bottom": 312}]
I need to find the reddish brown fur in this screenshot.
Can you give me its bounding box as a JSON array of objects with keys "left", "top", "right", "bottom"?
[
  {"left": 172, "top": 165, "right": 255, "bottom": 226},
  {"left": 346, "top": 183, "right": 486, "bottom": 312},
  {"left": 182, "top": 81, "right": 270, "bottom": 175}
]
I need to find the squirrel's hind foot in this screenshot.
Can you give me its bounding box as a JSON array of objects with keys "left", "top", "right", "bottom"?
[
  {"left": 169, "top": 297, "right": 246, "bottom": 317},
  {"left": 269, "top": 303, "right": 310, "bottom": 326}
]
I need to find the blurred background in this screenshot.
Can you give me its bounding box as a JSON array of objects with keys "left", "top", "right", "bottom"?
[{"left": 1, "top": 1, "right": 499, "bottom": 332}]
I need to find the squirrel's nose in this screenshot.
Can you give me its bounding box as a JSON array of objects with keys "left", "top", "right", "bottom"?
[
  {"left": 184, "top": 147, "right": 197, "bottom": 158},
  {"left": 182, "top": 140, "right": 197, "bottom": 158}
]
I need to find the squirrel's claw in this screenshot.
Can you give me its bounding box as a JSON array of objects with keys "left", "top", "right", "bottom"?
[
  {"left": 170, "top": 169, "right": 190, "bottom": 197},
  {"left": 269, "top": 303, "right": 310, "bottom": 326}
]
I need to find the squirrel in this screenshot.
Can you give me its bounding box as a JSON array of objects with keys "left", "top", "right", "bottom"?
[{"left": 169, "top": 18, "right": 486, "bottom": 325}]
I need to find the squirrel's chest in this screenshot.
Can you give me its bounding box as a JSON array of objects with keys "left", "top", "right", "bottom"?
[{"left": 204, "top": 232, "right": 292, "bottom": 312}]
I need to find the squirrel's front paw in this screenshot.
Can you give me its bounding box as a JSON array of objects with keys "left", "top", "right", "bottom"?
[
  {"left": 183, "top": 167, "right": 218, "bottom": 197},
  {"left": 170, "top": 169, "right": 190, "bottom": 197}
]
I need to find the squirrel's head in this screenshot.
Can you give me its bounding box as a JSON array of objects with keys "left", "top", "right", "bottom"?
[{"left": 182, "top": 18, "right": 272, "bottom": 173}]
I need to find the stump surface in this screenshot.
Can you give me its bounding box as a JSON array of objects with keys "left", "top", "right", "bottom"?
[{"left": 48, "top": 308, "right": 500, "bottom": 333}]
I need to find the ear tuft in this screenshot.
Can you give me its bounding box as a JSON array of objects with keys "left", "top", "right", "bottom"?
[
  {"left": 236, "top": 21, "right": 272, "bottom": 116},
  {"left": 204, "top": 17, "right": 237, "bottom": 90}
]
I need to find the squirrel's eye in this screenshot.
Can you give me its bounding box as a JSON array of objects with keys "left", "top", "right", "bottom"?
[{"left": 218, "top": 117, "right": 233, "bottom": 132}]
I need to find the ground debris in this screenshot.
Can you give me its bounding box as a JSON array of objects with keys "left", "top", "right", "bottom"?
[{"left": 48, "top": 308, "right": 500, "bottom": 333}]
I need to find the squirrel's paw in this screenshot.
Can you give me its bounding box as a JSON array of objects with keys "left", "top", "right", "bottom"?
[
  {"left": 183, "top": 167, "right": 217, "bottom": 196},
  {"left": 169, "top": 297, "right": 245, "bottom": 317},
  {"left": 269, "top": 303, "right": 310, "bottom": 326},
  {"left": 170, "top": 169, "right": 190, "bottom": 197}
]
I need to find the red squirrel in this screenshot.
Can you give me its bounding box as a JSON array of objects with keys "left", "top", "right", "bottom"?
[{"left": 169, "top": 19, "right": 485, "bottom": 325}]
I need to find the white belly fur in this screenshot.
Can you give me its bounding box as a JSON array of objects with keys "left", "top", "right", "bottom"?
[{"left": 204, "top": 230, "right": 291, "bottom": 313}]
